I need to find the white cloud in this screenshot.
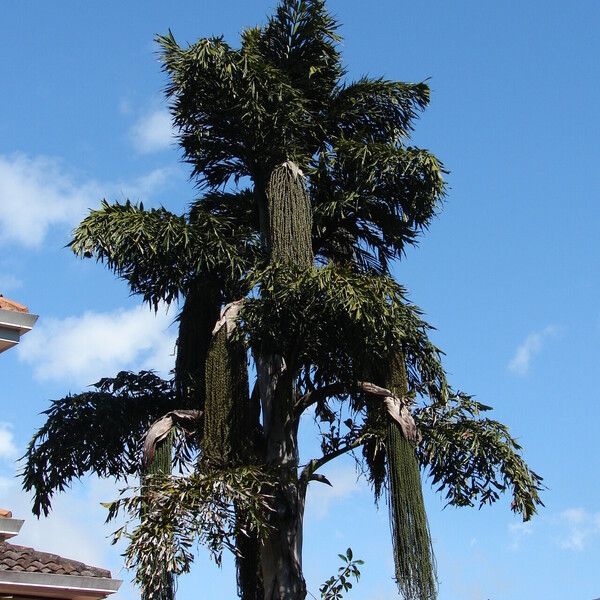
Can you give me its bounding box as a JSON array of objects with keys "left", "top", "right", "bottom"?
[
  {"left": 129, "top": 109, "right": 175, "bottom": 154},
  {"left": 17, "top": 304, "right": 176, "bottom": 387},
  {"left": 305, "top": 464, "right": 362, "bottom": 519},
  {"left": 126, "top": 167, "right": 174, "bottom": 200},
  {"left": 558, "top": 507, "right": 600, "bottom": 551},
  {"left": 0, "top": 424, "right": 17, "bottom": 460},
  {"left": 0, "top": 153, "right": 174, "bottom": 249},
  {"left": 0, "top": 154, "right": 99, "bottom": 248},
  {"left": 508, "top": 325, "right": 558, "bottom": 376},
  {"left": 0, "top": 274, "right": 23, "bottom": 292}
]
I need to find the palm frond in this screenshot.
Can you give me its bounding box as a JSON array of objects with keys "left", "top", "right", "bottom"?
[
  {"left": 158, "top": 32, "right": 250, "bottom": 187},
  {"left": 241, "top": 264, "right": 448, "bottom": 394},
  {"left": 256, "top": 0, "right": 343, "bottom": 105},
  {"left": 70, "top": 200, "right": 192, "bottom": 307},
  {"left": 71, "top": 199, "right": 258, "bottom": 307},
  {"left": 159, "top": 30, "right": 309, "bottom": 186},
  {"left": 106, "top": 467, "right": 274, "bottom": 600},
  {"left": 22, "top": 371, "right": 179, "bottom": 517},
  {"left": 329, "top": 78, "right": 430, "bottom": 145},
  {"left": 416, "top": 393, "right": 544, "bottom": 521},
  {"left": 311, "top": 140, "right": 446, "bottom": 270}
]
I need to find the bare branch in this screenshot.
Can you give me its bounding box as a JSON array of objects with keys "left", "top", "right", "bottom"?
[
  {"left": 299, "top": 436, "right": 367, "bottom": 490},
  {"left": 295, "top": 380, "right": 418, "bottom": 441},
  {"left": 294, "top": 382, "right": 348, "bottom": 415}
]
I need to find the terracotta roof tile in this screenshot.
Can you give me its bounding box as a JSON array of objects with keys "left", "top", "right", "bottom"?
[
  {"left": 0, "top": 543, "right": 111, "bottom": 578},
  {"left": 0, "top": 296, "right": 28, "bottom": 313}
]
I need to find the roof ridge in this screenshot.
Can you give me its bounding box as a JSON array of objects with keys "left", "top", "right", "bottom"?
[
  {"left": 0, "top": 296, "right": 29, "bottom": 313},
  {"left": 0, "top": 542, "right": 112, "bottom": 579}
]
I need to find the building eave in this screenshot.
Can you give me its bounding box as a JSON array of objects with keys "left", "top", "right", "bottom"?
[
  {"left": 0, "top": 309, "right": 38, "bottom": 354},
  {"left": 0, "top": 569, "right": 121, "bottom": 600},
  {"left": 0, "top": 519, "right": 24, "bottom": 541}
]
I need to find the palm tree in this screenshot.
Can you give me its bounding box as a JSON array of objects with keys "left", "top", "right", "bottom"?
[{"left": 22, "top": 2, "right": 543, "bottom": 600}]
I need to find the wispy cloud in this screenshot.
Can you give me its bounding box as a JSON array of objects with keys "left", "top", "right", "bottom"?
[
  {"left": 508, "top": 325, "right": 559, "bottom": 376},
  {"left": 18, "top": 304, "right": 176, "bottom": 387},
  {"left": 0, "top": 424, "right": 17, "bottom": 460},
  {"left": 129, "top": 109, "right": 175, "bottom": 154},
  {"left": 305, "top": 465, "right": 362, "bottom": 519},
  {"left": 0, "top": 274, "right": 22, "bottom": 292},
  {"left": 508, "top": 520, "right": 533, "bottom": 550},
  {"left": 557, "top": 507, "right": 600, "bottom": 551},
  {"left": 0, "top": 153, "right": 174, "bottom": 249}
]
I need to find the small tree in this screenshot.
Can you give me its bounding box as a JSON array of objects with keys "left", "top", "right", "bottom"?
[{"left": 23, "top": 2, "right": 542, "bottom": 600}]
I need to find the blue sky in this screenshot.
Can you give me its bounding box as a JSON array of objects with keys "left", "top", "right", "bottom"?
[{"left": 1, "top": 1, "right": 599, "bottom": 599}]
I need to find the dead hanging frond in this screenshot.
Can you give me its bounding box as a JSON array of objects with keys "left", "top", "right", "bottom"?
[
  {"left": 266, "top": 161, "right": 314, "bottom": 268},
  {"left": 174, "top": 278, "right": 222, "bottom": 407},
  {"left": 383, "top": 355, "right": 436, "bottom": 600},
  {"left": 143, "top": 410, "right": 202, "bottom": 468}
]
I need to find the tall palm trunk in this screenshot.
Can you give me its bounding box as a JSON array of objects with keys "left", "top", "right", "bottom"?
[
  {"left": 255, "top": 161, "right": 313, "bottom": 600},
  {"left": 256, "top": 360, "right": 306, "bottom": 600}
]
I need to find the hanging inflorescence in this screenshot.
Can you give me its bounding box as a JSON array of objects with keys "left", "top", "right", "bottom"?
[
  {"left": 266, "top": 161, "right": 314, "bottom": 269},
  {"left": 142, "top": 431, "right": 175, "bottom": 600},
  {"left": 203, "top": 324, "right": 251, "bottom": 465},
  {"left": 384, "top": 355, "right": 437, "bottom": 600},
  {"left": 203, "top": 318, "right": 263, "bottom": 600}
]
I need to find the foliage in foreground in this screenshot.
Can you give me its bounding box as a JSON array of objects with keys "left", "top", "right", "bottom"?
[
  {"left": 319, "top": 549, "right": 364, "bottom": 600},
  {"left": 105, "top": 468, "right": 274, "bottom": 595}
]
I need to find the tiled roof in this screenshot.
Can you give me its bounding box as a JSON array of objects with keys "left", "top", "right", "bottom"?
[
  {"left": 0, "top": 542, "right": 111, "bottom": 578},
  {"left": 0, "top": 296, "right": 28, "bottom": 313}
]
